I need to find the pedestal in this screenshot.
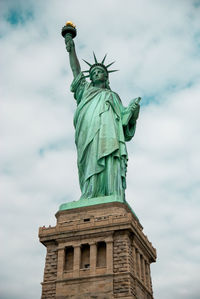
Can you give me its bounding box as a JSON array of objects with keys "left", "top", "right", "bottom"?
[{"left": 39, "top": 199, "right": 156, "bottom": 298}]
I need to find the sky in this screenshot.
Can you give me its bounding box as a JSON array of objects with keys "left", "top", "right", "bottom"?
[{"left": 1, "top": 0, "right": 200, "bottom": 298}]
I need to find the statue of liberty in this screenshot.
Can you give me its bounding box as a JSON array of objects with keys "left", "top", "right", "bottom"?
[{"left": 62, "top": 22, "right": 141, "bottom": 201}]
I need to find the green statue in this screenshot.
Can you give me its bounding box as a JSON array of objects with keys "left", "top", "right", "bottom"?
[{"left": 62, "top": 22, "right": 141, "bottom": 201}]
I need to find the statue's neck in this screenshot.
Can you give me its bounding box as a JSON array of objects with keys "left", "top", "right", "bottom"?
[{"left": 93, "top": 81, "right": 106, "bottom": 89}]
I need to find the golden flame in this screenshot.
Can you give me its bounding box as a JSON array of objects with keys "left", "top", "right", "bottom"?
[{"left": 66, "top": 21, "right": 76, "bottom": 28}]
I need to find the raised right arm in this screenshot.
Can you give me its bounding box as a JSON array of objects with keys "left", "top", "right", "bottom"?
[{"left": 65, "top": 34, "right": 81, "bottom": 78}]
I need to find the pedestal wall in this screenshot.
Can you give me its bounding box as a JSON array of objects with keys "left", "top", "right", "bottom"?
[{"left": 39, "top": 201, "right": 156, "bottom": 298}]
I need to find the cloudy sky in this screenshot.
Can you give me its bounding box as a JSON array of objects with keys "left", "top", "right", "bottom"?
[{"left": 1, "top": 0, "right": 200, "bottom": 298}]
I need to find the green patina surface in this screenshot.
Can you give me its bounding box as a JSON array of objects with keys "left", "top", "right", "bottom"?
[
  {"left": 59, "top": 195, "right": 139, "bottom": 220},
  {"left": 60, "top": 24, "right": 141, "bottom": 220},
  {"left": 61, "top": 25, "right": 141, "bottom": 202}
]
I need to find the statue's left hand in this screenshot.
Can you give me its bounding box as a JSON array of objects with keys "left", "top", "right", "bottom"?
[{"left": 130, "top": 97, "right": 141, "bottom": 120}]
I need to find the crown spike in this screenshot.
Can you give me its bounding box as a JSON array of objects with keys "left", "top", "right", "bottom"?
[
  {"left": 82, "top": 59, "right": 92, "bottom": 67},
  {"left": 108, "top": 69, "right": 119, "bottom": 73},
  {"left": 101, "top": 54, "right": 107, "bottom": 64},
  {"left": 93, "top": 52, "right": 98, "bottom": 63},
  {"left": 82, "top": 55, "right": 118, "bottom": 77},
  {"left": 106, "top": 61, "right": 115, "bottom": 68}
]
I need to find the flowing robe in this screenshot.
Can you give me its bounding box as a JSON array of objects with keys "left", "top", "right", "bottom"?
[{"left": 71, "top": 72, "right": 139, "bottom": 200}]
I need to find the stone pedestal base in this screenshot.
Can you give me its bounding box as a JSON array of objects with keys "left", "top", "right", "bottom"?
[{"left": 39, "top": 201, "right": 156, "bottom": 298}]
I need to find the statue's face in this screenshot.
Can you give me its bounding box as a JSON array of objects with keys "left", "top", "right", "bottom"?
[{"left": 90, "top": 67, "right": 107, "bottom": 84}]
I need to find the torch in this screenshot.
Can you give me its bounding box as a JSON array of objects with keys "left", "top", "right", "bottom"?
[{"left": 61, "top": 21, "right": 77, "bottom": 39}]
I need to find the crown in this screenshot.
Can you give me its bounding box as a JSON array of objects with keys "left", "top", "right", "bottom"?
[{"left": 82, "top": 52, "right": 118, "bottom": 78}]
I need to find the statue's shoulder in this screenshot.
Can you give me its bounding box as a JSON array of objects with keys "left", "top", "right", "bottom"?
[
  {"left": 71, "top": 72, "right": 89, "bottom": 93},
  {"left": 110, "top": 90, "right": 122, "bottom": 103}
]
